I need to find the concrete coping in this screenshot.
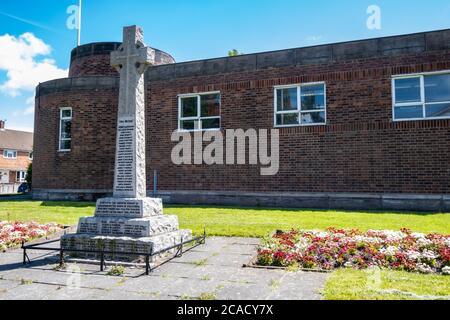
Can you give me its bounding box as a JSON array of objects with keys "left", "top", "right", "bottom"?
[
  {"left": 70, "top": 42, "right": 176, "bottom": 65},
  {"left": 36, "top": 76, "right": 119, "bottom": 97},
  {"left": 146, "top": 28, "right": 450, "bottom": 81}
]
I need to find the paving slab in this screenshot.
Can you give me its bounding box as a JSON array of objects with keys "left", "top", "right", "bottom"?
[{"left": 0, "top": 237, "right": 329, "bottom": 300}]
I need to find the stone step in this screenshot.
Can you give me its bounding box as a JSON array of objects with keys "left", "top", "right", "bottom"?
[
  {"left": 77, "top": 215, "right": 179, "bottom": 238},
  {"left": 94, "top": 197, "right": 163, "bottom": 218},
  {"left": 61, "top": 229, "right": 193, "bottom": 262}
]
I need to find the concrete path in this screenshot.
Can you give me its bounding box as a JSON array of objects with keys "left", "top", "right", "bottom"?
[{"left": 0, "top": 237, "right": 329, "bottom": 300}]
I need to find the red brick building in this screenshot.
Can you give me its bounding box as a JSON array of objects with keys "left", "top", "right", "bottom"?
[
  {"left": 0, "top": 120, "right": 33, "bottom": 194},
  {"left": 33, "top": 29, "right": 450, "bottom": 211}
]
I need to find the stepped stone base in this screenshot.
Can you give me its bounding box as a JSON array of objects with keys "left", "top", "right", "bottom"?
[
  {"left": 77, "top": 215, "right": 179, "bottom": 237},
  {"left": 61, "top": 229, "right": 192, "bottom": 262}
]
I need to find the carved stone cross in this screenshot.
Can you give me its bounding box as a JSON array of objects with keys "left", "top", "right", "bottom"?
[{"left": 110, "top": 26, "right": 155, "bottom": 199}]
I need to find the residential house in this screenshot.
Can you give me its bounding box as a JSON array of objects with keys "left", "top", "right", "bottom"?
[{"left": 0, "top": 120, "right": 33, "bottom": 194}]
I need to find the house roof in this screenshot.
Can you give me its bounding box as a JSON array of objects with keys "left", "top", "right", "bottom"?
[{"left": 0, "top": 129, "right": 33, "bottom": 152}]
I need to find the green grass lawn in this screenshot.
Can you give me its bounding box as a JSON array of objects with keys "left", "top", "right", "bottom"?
[
  {"left": 0, "top": 201, "right": 449, "bottom": 236},
  {"left": 324, "top": 269, "right": 450, "bottom": 300},
  {"left": 1, "top": 200, "right": 449, "bottom": 300}
]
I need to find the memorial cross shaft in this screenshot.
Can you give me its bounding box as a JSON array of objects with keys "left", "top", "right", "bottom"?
[{"left": 110, "top": 26, "right": 155, "bottom": 199}]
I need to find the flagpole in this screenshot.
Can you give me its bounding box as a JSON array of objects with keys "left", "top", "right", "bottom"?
[{"left": 77, "top": 0, "right": 82, "bottom": 46}]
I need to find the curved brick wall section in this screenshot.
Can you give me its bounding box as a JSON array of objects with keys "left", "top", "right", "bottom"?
[
  {"left": 69, "top": 42, "right": 176, "bottom": 77},
  {"left": 34, "top": 84, "right": 119, "bottom": 192},
  {"left": 69, "top": 54, "right": 118, "bottom": 77}
]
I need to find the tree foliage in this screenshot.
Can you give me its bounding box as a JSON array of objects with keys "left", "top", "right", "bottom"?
[
  {"left": 26, "top": 163, "right": 32, "bottom": 189},
  {"left": 228, "top": 49, "right": 243, "bottom": 57}
]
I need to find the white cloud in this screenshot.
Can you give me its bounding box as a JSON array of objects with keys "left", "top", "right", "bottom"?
[
  {"left": 306, "top": 35, "right": 324, "bottom": 43},
  {"left": 23, "top": 96, "right": 35, "bottom": 115},
  {"left": 9, "top": 96, "right": 35, "bottom": 117},
  {"left": 0, "top": 32, "right": 68, "bottom": 97}
]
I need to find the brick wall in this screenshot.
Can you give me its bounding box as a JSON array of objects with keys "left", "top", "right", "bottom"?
[
  {"left": 33, "top": 32, "right": 450, "bottom": 196},
  {"left": 69, "top": 54, "right": 118, "bottom": 77},
  {"left": 145, "top": 51, "right": 450, "bottom": 194},
  {"left": 0, "top": 149, "right": 31, "bottom": 173}
]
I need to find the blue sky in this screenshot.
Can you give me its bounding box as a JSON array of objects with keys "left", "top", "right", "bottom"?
[{"left": 0, "top": 0, "right": 449, "bottom": 132}]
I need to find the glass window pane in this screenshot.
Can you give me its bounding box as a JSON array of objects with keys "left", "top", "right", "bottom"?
[
  {"left": 301, "top": 111, "right": 325, "bottom": 124},
  {"left": 61, "top": 109, "right": 72, "bottom": 118},
  {"left": 181, "top": 97, "right": 198, "bottom": 118},
  {"left": 60, "top": 139, "right": 71, "bottom": 150},
  {"left": 180, "top": 120, "right": 200, "bottom": 131},
  {"left": 276, "top": 113, "right": 299, "bottom": 126},
  {"left": 200, "top": 94, "right": 220, "bottom": 117},
  {"left": 394, "top": 78, "right": 421, "bottom": 103},
  {"left": 61, "top": 120, "right": 71, "bottom": 139},
  {"left": 277, "top": 88, "right": 297, "bottom": 111},
  {"left": 424, "top": 74, "right": 450, "bottom": 103},
  {"left": 425, "top": 103, "right": 450, "bottom": 118},
  {"left": 301, "top": 84, "right": 324, "bottom": 96},
  {"left": 394, "top": 105, "right": 423, "bottom": 119},
  {"left": 201, "top": 118, "right": 220, "bottom": 130},
  {"left": 301, "top": 84, "right": 325, "bottom": 110},
  {"left": 301, "top": 95, "right": 325, "bottom": 111}
]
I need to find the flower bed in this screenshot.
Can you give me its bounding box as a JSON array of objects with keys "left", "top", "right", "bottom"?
[
  {"left": 0, "top": 221, "right": 63, "bottom": 252},
  {"left": 257, "top": 228, "right": 450, "bottom": 275}
]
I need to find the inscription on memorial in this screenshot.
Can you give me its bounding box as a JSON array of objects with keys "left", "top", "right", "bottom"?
[
  {"left": 115, "top": 117, "right": 135, "bottom": 194},
  {"left": 96, "top": 200, "right": 142, "bottom": 217}
]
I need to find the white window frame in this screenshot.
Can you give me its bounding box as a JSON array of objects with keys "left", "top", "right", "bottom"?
[
  {"left": 392, "top": 70, "right": 450, "bottom": 121},
  {"left": 16, "top": 171, "right": 26, "bottom": 183},
  {"left": 29, "top": 152, "right": 33, "bottom": 160},
  {"left": 274, "top": 82, "right": 327, "bottom": 128},
  {"left": 3, "top": 149, "right": 17, "bottom": 159},
  {"left": 59, "top": 107, "right": 72, "bottom": 152},
  {"left": 178, "top": 91, "right": 221, "bottom": 132}
]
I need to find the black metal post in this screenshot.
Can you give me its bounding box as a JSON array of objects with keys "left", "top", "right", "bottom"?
[
  {"left": 100, "top": 252, "right": 105, "bottom": 272},
  {"left": 179, "top": 236, "right": 184, "bottom": 257},
  {"left": 59, "top": 248, "right": 64, "bottom": 267},
  {"left": 153, "top": 170, "right": 157, "bottom": 198},
  {"left": 22, "top": 241, "right": 26, "bottom": 265},
  {"left": 203, "top": 227, "right": 207, "bottom": 244},
  {"left": 145, "top": 255, "right": 150, "bottom": 275}
]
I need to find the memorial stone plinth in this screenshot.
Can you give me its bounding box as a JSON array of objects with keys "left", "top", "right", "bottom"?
[{"left": 61, "top": 25, "right": 192, "bottom": 261}]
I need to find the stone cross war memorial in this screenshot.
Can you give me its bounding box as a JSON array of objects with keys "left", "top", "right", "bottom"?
[{"left": 61, "top": 26, "right": 192, "bottom": 261}]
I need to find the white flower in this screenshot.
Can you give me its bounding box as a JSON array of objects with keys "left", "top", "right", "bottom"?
[
  {"left": 421, "top": 250, "right": 438, "bottom": 260},
  {"left": 380, "top": 246, "right": 398, "bottom": 256},
  {"left": 294, "top": 238, "right": 310, "bottom": 251},
  {"left": 383, "top": 230, "right": 405, "bottom": 242},
  {"left": 417, "top": 263, "right": 433, "bottom": 274},
  {"left": 405, "top": 250, "right": 421, "bottom": 261},
  {"left": 444, "top": 238, "right": 450, "bottom": 248},
  {"left": 442, "top": 266, "right": 450, "bottom": 275},
  {"left": 417, "top": 237, "right": 433, "bottom": 248},
  {"left": 344, "top": 262, "right": 353, "bottom": 268},
  {"left": 352, "top": 236, "right": 382, "bottom": 244}
]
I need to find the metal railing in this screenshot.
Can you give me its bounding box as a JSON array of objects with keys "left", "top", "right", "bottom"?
[{"left": 22, "top": 229, "right": 207, "bottom": 275}]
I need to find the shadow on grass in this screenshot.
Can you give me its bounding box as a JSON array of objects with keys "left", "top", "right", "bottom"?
[
  {"left": 39, "top": 201, "right": 95, "bottom": 208},
  {"left": 19, "top": 200, "right": 447, "bottom": 216},
  {"left": 165, "top": 204, "right": 447, "bottom": 216}
]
